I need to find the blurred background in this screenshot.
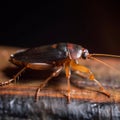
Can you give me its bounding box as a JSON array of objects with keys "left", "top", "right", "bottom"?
[{"left": 0, "top": 1, "right": 120, "bottom": 54}]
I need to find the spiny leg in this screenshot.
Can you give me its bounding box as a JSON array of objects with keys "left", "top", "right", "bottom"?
[
  {"left": 35, "top": 67, "right": 62, "bottom": 101},
  {"left": 0, "top": 66, "right": 26, "bottom": 86},
  {"left": 71, "top": 60, "right": 110, "bottom": 97},
  {"left": 13, "top": 67, "right": 26, "bottom": 83}
]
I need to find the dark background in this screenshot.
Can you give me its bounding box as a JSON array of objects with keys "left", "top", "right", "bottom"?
[{"left": 0, "top": 1, "right": 120, "bottom": 54}]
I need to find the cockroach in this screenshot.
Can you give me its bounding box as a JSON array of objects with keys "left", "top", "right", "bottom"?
[{"left": 0, "top": 43, "right": 120, "bottom": 102}]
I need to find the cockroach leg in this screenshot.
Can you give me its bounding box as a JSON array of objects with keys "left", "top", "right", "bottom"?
[
  {"left": 93, "top": 78, "right": 110, "bottom": 97},
  {"left": 35, "top": 67, "right": 62, "bottom": 101},
  {"left": 74, "top": 71, "right": 87, "bottom": 79},
  {"left": 0, "top": 79, "right": 14, "bottom": 86},
  {"left": 0, "top": 67, "right": 26, "bottom": 86},
  {"left": 70, "top": 60, "right": 110, "bottom": 97},
  {"left": 64, "top": 62, "right": 71, "bottom": 103},
  {"left": 13, "top": 66, "right": 26, "bottom": 83}
]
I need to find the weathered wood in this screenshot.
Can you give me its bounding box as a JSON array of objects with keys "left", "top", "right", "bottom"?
[{"left": 0, "top": 46, "right": 120, "bottom": 120}]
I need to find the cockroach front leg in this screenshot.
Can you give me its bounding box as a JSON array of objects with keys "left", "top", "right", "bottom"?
[
  {"left": 70, "top": 60, "right": 110, "bottom": 97},
  {"left": 35, "top": 67, "right": 63, "bottom": 101}
]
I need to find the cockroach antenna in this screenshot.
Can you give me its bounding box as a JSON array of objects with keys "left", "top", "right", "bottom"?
[
  {"left": 88, "top": 53, "right": 120, "bottom": 72},
  {"left": 91, "top": 54, "right": 120, "bottom": 58}
]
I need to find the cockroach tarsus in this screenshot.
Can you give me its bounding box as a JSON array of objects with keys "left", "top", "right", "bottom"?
[{"left": 0, "top": 43, "right": 119, "bottom": 103}]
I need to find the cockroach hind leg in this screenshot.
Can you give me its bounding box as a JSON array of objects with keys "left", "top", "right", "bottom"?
[
  {"left": 0, "top": 79, "right": 14, "bottom": 86},
  {"left": 0, "top": 67, "right": 26, "bottom": 86},
  {"left": 13, "top": 67, "right": 26, "bottom": 81}
]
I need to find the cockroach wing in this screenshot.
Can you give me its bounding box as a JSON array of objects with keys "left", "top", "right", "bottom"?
[{"left": 10, "top": 44, "right": 68, "bottom": 65}]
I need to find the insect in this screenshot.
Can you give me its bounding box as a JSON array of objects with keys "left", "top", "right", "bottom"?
[{"left": 0, "top": 43, "right": 119, "bottom": 102}]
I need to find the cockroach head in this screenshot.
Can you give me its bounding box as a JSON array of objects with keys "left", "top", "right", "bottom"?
[
  {"left": 81, "top": 49, "right": 89, "bottom": 59},
  {"left": 67, "top": 43, "right": 90, "bottom": 59}
]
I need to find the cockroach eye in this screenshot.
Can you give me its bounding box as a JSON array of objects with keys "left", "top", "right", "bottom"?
[
  {"left": 10, "top": 54, "right": 14, "bottom": 57},
  {"left": 82, "top": 49, "right": 89, "bottom": 59}
]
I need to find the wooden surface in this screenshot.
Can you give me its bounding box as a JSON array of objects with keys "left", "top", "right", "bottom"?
[{"left": 0, "top": 46, "right": 120, "bottom": 120}]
